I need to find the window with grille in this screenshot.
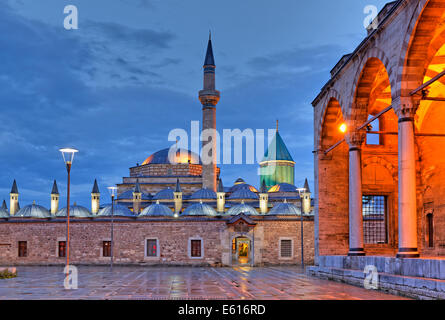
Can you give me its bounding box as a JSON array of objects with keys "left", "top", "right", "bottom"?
[
  {"left": 146, "top": 239, "right": 158, "bottom": 257},
  {"left": 427, "top": 213, "right": 434, "bottom": 248},
  {"left": 362, "top": 195, "right": 387, "bottom": 244},
  {"left": 280, "top": 239, "right": 292, "bottom": 258},
  {"left": 190, "top": 240, "right": 202, "bottom": 258},
  {"left": 18, "top": 241, "right": 27, "bottom": 257},
  {"left": 58, "top": 241, "right": 66, "bottom": 257},
  {"left": 103, "top": 241, "right": 111, "bottom": 257}
]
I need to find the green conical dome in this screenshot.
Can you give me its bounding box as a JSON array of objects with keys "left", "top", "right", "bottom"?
[
  {"left": 260, "top": 128, "right": 295, "bottom": 189},
  {"left": 262, "top": 131, "right": 294, "bottom": 162}
]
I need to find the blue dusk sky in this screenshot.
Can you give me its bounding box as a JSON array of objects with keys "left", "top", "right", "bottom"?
[{"left": 0, "top": 0, "right": 389, "bottom": 208}]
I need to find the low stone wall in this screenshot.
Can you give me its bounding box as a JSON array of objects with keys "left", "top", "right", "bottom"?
[
  {"left": 308, "top": 255, "right": 445, "bottom": 299},
  {"left": 0, "top": 218, "right": 314, "bottom": 266}
]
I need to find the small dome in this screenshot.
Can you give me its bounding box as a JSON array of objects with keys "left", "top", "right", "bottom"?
[
  {"left": 139, "top": 202, "right": 173, "bottom": 217},
  {"left": 229, "top": 182, "right": 258, "bottom": 194},
  {"left": 269, "top": 201, "right": 300, "bottom": 215},
  {"left": 56, "top": 205, "right": 91, "bottom": 218},
  {"left": 190, "top": 188, "right": 217, "bottom": 200},
  {"left": 268, "top": 183, "right": 298, "bottom": 193},
  {"left": 142, "top": 148, "right": 202, "bottom": 165},
  {"left": 153, "top": 188, "right": 175, "bottom": 200},
  {"left": 228, "top": 188, "right": 259, "bottom": 200},
  {"left": 227, "top": 203, "right": 259, "bottom": 216},
  {"left": 0, "top": 207, "right": 9, "bottom": 218},
  {"left": 118, "top": 189, "right": 152, "bottom": 200},
  {"left": 97, "top": 204, "right": 135, "bottom": 217},
  {"left": 182, "top": 202, "right": 217, "bottom": 216},
  {"left": 234, "top": 178, "right": 245, "bottom": 184},
  {"left": 15, "top": 203, "right": 51, "bottom": 218}
]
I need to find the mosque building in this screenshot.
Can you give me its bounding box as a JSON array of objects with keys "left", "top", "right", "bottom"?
[{"left": 0, "top": 36, "right": 314, "bottom": 267}]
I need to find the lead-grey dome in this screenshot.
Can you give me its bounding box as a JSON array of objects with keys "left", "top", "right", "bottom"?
[
  {"left": 0, "top": 207, "right": 9, "bottom": 218},
  {"left": 227, "top": 203, "right": 259, "bottom": 216},
  {"left": 153, "top": 188, "right": 175, "bottom": 200},
  {"left": 182, "top": 202, "right": 217, "bottom": 216},
  {"left": 15, "top": 203, "right": 51, "bottom": 218},
  {"left": 139, "top": 201, "right": 173, "bottom": 217},
  {"left": 269, "top": 201, "right": 300, "bottom": 215},
  {"left": 118, "top": 189, "right": 152, "bottom": 200},
  {"left": 97, "top": 204, "right": 135, "bottom": 217},
  {"left": 56, "top": 205, "right": 91, "bottom": 218},
  {"left": 190, "top": 188, "right": 217, "bottom": 200}
]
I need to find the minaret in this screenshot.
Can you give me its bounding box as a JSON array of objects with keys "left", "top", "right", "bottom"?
[
  {"left": 199, "top": 32, "right": 220, "bottom": 192},
  {"left": 173, "top": 178, "right": 183, "bottom": 214},
  {"left": 216, "top": 179, "right": 225, "bottom": 213},
  {"left": 302, "top": 178, "right": 311, "bottom": 215},
  {"left": 91, "top": 179, "right": 100, "bottom": 215},
  {"left": 259, "top": 180, "right": 269, "bottom": 214},
  {"left": 133, "top": 179, "right": 142, "bottom": 214},
  {"left": 50, "top": 180, "right": 60, "bottom": 215},
  {"left": 9, "top": 180, "right": 19, "bottom": 215}
]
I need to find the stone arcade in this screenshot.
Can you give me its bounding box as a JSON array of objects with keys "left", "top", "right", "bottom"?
[{"left": 308, "top": 0, "right": 445, "bottom": 299}]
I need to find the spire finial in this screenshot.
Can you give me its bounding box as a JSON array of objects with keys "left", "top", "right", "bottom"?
[
  {"left": 276, "top": 119, "right": 279, "bottom": 132},
  {"left": 209, "top": 29, "right": 211, "bottom": 41}
]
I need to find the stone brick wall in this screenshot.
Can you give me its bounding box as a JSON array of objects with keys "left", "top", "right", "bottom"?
[{"left": 0, "top": 218, "right": 314, "bottom": 266}]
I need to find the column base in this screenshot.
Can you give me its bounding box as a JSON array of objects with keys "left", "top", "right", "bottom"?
[
  {"left": 396, "top": 248, "right": 419, "bottom": 258},
  {"left": 348, "top": 248, "right": 365, "bottom": 256}
]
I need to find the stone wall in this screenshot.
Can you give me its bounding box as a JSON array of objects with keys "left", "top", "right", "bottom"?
[{"left": 0, "top": 218, "right": 314, "bottom": 266}]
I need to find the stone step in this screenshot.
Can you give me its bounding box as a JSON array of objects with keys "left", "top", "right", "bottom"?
[{"left": 308, "top": 265, "right": 445, "bottom": 300}]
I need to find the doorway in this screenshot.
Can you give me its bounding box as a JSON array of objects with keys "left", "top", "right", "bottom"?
[{"left": 232, "top": 237, "right": 251, "bottom": 265}]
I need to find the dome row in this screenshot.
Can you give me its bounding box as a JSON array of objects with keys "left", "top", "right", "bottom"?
[{"left": 0, "top": 200, "right": 302, "bottom": 219}]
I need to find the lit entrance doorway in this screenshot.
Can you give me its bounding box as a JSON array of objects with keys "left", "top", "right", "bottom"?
[{"left": 232, "top": 237, "right": 251, "bottom": 265}]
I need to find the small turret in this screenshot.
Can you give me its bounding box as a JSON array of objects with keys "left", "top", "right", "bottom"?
[
  {"left": 50, "top": 180, "right": 60, "bottom": 215},
  {"left": 173, "top": 178, "right": 183, "bottom": 214},
  {"left": 9, "top": 180, "right": 19, "bottom": 215},
  {"left": 133, "top": 179, "right": 142, "bottom": 214},
  {"left": 259, "top": 180, "right": 269, "bottom": 214},
  {"left": 91, "top": 179, "right": 100, "bottom": 215},
  {"left": 1, "top": 200, "right": 7, "bottom": 211},
  {"left": 302, "top": 178, "right": 311, "bottom": 215},
  {"left": 216, "top": 179, "right": 225, "bottom": 213}
]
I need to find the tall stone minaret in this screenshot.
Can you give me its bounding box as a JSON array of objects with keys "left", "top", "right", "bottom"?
[{"left": 199, "top": 32, "right": 220, "bottom": 192}]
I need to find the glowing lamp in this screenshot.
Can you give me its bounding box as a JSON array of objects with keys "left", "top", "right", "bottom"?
[
  {"left": 107, "top": 186, "right": 118, "bottom": 198},
  {"left": 59, "top": 148, "right": 79, "bottom": 166},
  {"left": 339, "top": 123, "right": 347, "bottom": 133}
]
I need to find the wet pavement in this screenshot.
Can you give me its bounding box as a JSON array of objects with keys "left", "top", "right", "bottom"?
[{"left": 0, "top": 266, "right": 408, "bottom": 300}]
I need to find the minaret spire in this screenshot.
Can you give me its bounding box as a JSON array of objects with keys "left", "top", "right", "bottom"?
[{"left": 199, "top": 33, "right": 220, "bottom": 192}]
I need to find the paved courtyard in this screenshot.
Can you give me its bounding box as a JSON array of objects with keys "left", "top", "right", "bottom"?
[{"left": 0, "top": 266, "right": 407, "bottom": 300}]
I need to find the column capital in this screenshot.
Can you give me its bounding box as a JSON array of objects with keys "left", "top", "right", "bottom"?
[
  {"left": 345, "top": 130, "right": 366, "bottom": 149},
  {"left": 392, "top": 95, "right": 420, "bottom": 120}
]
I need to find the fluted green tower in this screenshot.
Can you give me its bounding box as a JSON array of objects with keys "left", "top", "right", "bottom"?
[{"left": 259, "top": 123, "right": 295, "bottom": 189}]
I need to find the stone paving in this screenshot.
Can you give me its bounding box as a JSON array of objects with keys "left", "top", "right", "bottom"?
[{"left": 0, "top": 266, "right": 408, "bottom": 300}]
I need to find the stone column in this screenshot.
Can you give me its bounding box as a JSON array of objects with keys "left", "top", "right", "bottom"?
[
  {"left": 346, "top": 129, "right": 366, "bottom": 256},
  {"left": 394, "top": 96, "right": 419, "bottom": 258}
]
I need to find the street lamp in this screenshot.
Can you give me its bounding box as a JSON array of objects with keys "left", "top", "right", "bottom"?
[
  {"left": 296, "top": 187, "right": 307, "bottom": 271},
  {"left": 59, "top": 148, "right": 78, "bottom": 275},
  {"left": 107, "top": 186, "right": 117, "bottom": 271}
]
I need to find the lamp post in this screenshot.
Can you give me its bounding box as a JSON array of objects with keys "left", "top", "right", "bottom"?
[
  {"left": 59, "top": 148, "right": 78, "bottom": 276},
  {"left": 296, "top": 187, "right": 307, "bottom": 271},
  {"left": 107, "top": 186, "right": 117, "bottom": 272}
]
